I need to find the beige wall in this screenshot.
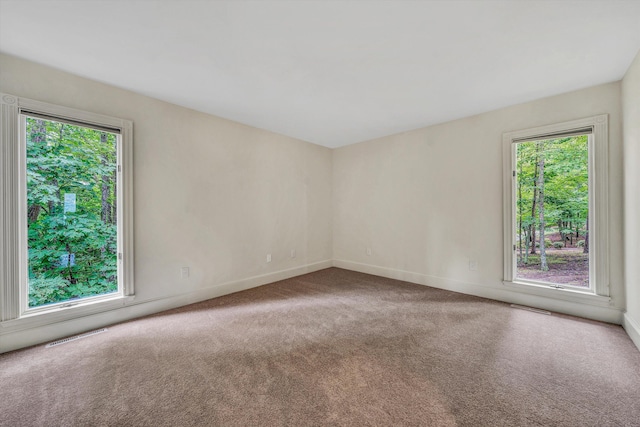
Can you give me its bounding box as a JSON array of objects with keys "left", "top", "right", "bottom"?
[
  {"left": 333, "top": 82, "right": 624, "bottom": 321},
  {"left": 622, "top": 49, "right": 640, "bottom": 348},
  {"left": 0, "top": 54, "right": 333, "bottom": 351}
]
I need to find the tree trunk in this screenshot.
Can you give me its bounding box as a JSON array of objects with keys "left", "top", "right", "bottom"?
[
  {"left": 529, "top": 223, "right": 536, "bottom": 254},
  {"left": 518, "top": 163, "right": 523, "bottom": 262},
  {"left": 28, "top": 205, "right": 42, "bottom": 223},
  {"left": 537, "top": 142, "right": 548, "bottom": 271},
  {"left": 583, "top": 216, "right": 589, "bottom": 254},
  {"left": 569, "top": 221, "right": 573, "bottom": 245},
  {"left": 65, "top": 243, "right": 77, "bottom": 284},
  {"left": 100, "top": 133, "right": 113, "bottom": 224},
  {"left": 558, "top": 219, "right": 564, "bottom": 243},
  {"left": 49, "top": 178, "right": 60, "bottom": 217},
  {"left": 523, "top": 226, "right": 531, "bottom": 264},
  {"left": 52, "top": 125, "right": 64, "bottom": 216},
  {"left": 27, "top": 120, "right": 47, "bottom": 222},
  {"left": 530, "top": 152, "right": 539, "bottom": 255},
  {"left": 112, "top": 161, "right": 117, "bottom": 225},
  {"left": 519, "top": 226, "right": 524, "bottom": 262}
]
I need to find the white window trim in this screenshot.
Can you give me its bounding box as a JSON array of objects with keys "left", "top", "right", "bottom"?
[
  {"left": 0, "top": 93, "right": 134, "bottom": 329},
  {"left": 502, "top": 114, "right": 610, "bottom": 301}
]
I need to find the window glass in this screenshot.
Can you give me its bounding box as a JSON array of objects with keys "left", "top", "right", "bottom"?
[
  {"left": 25, "top": 116, "right": 119, "bottom": 307},
  {"left": 514, "top": 136, "right": 589, "bottom": 289}
]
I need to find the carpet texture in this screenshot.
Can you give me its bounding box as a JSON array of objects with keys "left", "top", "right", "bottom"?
[{"left": 1, "top": 268, "right": 639, "bottom": 426}]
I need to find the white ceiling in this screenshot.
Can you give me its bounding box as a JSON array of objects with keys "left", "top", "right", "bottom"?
[{"left": 1, "top": 1, "right": 639, "bottom": 148}]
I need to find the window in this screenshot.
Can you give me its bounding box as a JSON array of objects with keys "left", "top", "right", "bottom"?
[
  {"left": 0, "top": 93, "right": 134, "bottom": 328},
  {"left": 503, "top": 115, "right": 609, "bottom": 299}
]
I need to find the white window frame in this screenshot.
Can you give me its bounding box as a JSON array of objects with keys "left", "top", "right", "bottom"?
[
  {"left": 502, "top": 114, "right": 610, "bottom": 304},
  {"left": 0, "top": 93, "right": 134, "bottom": 331}
]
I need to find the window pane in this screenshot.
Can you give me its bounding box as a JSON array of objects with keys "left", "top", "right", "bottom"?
[
  {"left": 25, "top": 116, "right": 118, "bottom": 307},
  {"left": 515, "top": 136, "right": 589, "bottom": 288}
]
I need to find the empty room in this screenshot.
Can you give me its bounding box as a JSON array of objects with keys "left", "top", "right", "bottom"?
[{"left": 1, "top": 1, "right": 640, "bottom": 426}]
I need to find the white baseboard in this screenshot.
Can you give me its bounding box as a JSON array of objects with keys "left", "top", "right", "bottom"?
[
  {"left": 333, "top": 259, "right": 623, "bottom": 324},
  {"left": 622, "top": 313, "right": 640, "bottom": 352},
  {"left": 3, "top": 259, "right": 632, "bottom": 354},
  {"left": 0, "top": 260, "right": 332, "bottom": 353}
]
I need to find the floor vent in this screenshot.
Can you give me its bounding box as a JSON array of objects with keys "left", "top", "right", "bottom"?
[
  {"left": 45, "top": 328, "right": 108, "bottom": 348},
  {"left": 510, "top": 304, "right": 551, "bottom": 315}
]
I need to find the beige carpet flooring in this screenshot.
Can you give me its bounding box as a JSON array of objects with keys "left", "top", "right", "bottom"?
[{"left": 1, "top": 268, "right": 639, "bottom": 426}]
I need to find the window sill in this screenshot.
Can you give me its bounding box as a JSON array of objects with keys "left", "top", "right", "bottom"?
[
  {"left": 503, "top": 280, "right": 611, "bottom": 307},
  {"left": 0, "top": 294, "right": 135, "bottom": 334}
]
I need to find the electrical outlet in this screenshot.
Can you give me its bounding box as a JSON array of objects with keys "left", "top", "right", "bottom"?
[
  {"left": 366, "top": 247, "right": 372, "bottom": 256},
  {"left": 181, "top": 267, "right": 190, "bottom": 279},
  {"left": 469, "top": 260, "right": 478, "bottom": 271},
  {"left": 290, "top": 249, "right": 296, "bottom": 258},
  {"left": 266, "top": 253, "right": 272, "bottom": 263}
]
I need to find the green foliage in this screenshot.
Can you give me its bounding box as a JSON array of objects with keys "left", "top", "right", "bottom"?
[
  {"left": 534, "top": 239, "right": 552, "bottom": 248},
  {"left": 553, "top": 241, "right": 564, "bottom": 249},
  {"left": 577, "top": 240, "right": 585, "bottom": 247},
  {"left": 26, "top": 117, "right": 118, "bottom": 307},
  {"left": 517, "top": 137, "right": 588, "bottom": 227},
  {"left": 520, "top": 254, "right": 567, "bottom": 265}
]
